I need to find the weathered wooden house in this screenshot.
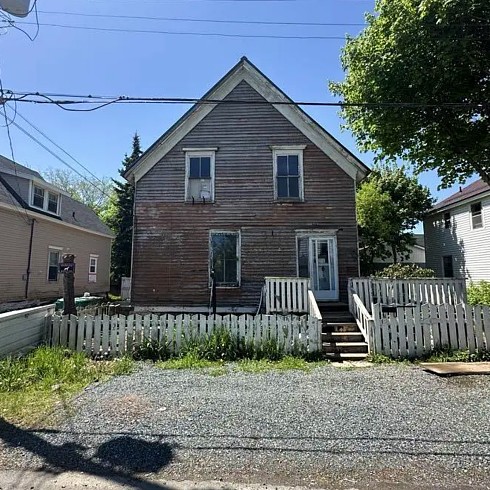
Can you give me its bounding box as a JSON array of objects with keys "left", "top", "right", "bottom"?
[{"left": 124, "top": 57, "right": 369, "bottom": 312}]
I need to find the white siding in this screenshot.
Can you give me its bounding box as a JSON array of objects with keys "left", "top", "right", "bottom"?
[{"left": 424, "top": 194, "right": 490, "bottom": 282}]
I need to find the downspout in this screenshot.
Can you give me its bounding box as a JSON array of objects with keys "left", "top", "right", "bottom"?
[{"left": 25, "top": 218, "right": 35, "bottom": 299}]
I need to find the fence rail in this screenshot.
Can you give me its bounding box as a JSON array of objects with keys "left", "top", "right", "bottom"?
[
  {"left": 349, "top": 278, "right": 466, "bottom": 313},
  {"left": 0, "top": 304, "right": 55, "bottom": 358},
  {"left": 49, "top": 313, "right": 322, "bottom": 358},
  {"left": 371, "top": 303, "right": 490, "bottom": 358},
  {"left": 265, "top": 277, "right": 310, "bottom": 314}
]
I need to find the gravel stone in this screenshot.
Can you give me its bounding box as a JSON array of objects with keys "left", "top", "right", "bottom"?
[{"left": 1, "top": 363, "right": 490, "bottom": 489}]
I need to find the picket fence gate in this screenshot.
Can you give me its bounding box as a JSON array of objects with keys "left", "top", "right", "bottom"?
[
  {"left": 371, "top": 303, "right": 490, "bottom": 358},
  {"left": 49, "top": 313, "right": 322, "bottom": 357}
]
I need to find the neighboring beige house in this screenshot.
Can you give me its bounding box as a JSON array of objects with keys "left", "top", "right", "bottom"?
[
  {"left": 0, "top": 156, "right": 113, "bottom": 304},
  {"left": 424, "top": 179, "right": 490, "bottom": 281}
]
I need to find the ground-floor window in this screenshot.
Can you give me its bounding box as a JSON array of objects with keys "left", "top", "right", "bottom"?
[
  {"left": 47, "top": 248, "right": 61, "bottom": 282},
  {"left": 210, "top": 231, "right": 240, "bottom": 287},
  {"left": 442, "top": 255, "right": 454, "bottom": 278},
  {"left": 89, "top": 254, "right": 98, "bottom": 283}
]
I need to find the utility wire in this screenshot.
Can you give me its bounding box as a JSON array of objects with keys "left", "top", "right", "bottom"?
[
  {"left": 3, "top": 92, "right": 488, "bottom": 110},
  {"left": 1, "top": 21, "right": 349, "bottom": 39},
  {"left": 14, "top": 111, "right": 109, "bottom": 188},
  {"left": 38, "top": 10, "right": 366, "bottom": 27},
  {"left": 7, "top": 117, "right": 113, "bottom": 200}
]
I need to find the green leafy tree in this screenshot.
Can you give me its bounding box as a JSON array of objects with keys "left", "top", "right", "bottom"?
[
  {"left": 330, "top": 0, "right": 490, "bottom": 188},
  {"left": 357, "top": 165, "right": 434, "bottom": 274},
  {"left": 42, "top": 168, "right": 113, "bottom": 215},
  {"left": 107, "top": 133, "right": 143, "bottom": 285}
]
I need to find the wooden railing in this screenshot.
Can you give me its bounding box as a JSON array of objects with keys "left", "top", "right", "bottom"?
[
  {"left": 349, "top": 277, "right": 467, "bottom": 313},
  {"left": 265, "top": 277, "right": 310, "bottom": 314},
  {"left": 349, "top": 291, "right": 374, "bottom": 348}
]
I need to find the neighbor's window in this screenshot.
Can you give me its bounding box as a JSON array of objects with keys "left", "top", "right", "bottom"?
[
  {"left": 210, "top": 232, "right": 240, "bottom": 287},
  {"left": 48, "top": 249, "right": 60, "bottom": 282},
  {"left": 442, "top": 255, "right": 454, "bottom": 278},
  {"left": 33, "top": 185, "right": 45, "bottom": 208},
  {"left": 185, "top": 150, "right": 215, "bottom": 202},
  {"left": 32, "top": 184, "right": 60, "bottom": 215},
  {"left": 273, "top": 147, "right": 305, "bottom": 201},
  {"left": 444, "top": 212, "right": 451, "bottom": 229},
  {"left": 471, "top": 202, "right": 483, "bottom": 229},
  {"left": 89, "top": 254, "right": 98, "bottom": 283}
]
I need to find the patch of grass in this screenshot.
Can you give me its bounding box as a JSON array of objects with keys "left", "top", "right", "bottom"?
[
  {"left": 156, "top": 352, "right": 225, "bottom": 370},
  {"left": 366, "top": 353, "right": 404, "bottom": 364},
  {"left": 0, "top": 347, "right": 134, "bottom": 426},
  {"left": 236, "top": 356, "right": 329, "bottom": 373},
  {"left": 423, "top": 347, "right": 490, "bottom": 363}
]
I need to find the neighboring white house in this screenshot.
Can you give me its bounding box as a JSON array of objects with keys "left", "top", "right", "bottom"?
[
  {"left": 372, "top": 234, "right": 426, "bottom": 270},
  {"left": 424, "top": 179, "right": 490, "bottom": 282}
]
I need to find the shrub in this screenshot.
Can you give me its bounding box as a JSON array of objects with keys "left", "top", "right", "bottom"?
[
  {"left": 467, "top": 280, "right": 490, "bottom": 306},
  {"left": 375, "top": 263, "right": 436, "bottom": 279},
  {"left": 133, "top": 337, "right": 172, "bottom": 361}
]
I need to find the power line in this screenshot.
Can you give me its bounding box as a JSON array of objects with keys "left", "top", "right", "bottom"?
[
  {"left": 3, "top": 91, "right": 488, "bottom": 111},
  {"left": 3, "top": 21, "right": 349, "bottom": 39},
  {"left": 38, "top": 10, "right": 366, "bottom": 27},
  {"left": 6, "top": 117, "right": 113, "bottom": 200},
  {"left": 14, "top": 111, "right": 109, "bottom": 188}
]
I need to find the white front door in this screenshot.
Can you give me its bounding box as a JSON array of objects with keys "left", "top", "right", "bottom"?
[{"left": 309, "top": 236, "right": 338, "bottom": 301}]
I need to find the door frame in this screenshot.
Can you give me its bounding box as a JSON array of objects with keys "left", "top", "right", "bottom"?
[{"left": 308, "top": 235, "right": 339, "bottom": 301}]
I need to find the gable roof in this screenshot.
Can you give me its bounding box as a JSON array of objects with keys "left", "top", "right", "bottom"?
[
  {"left": 430, "top": 179, "right": 490, "bottom": 214},
  {"left": 124, "top": 57, "right": 370, "bottom": 184},
  {"left": 0, "top": 155, "right": 113, "bottom": 237}
]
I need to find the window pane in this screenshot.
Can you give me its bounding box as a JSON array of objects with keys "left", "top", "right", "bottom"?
[
  {"left": 48, "top": 251, "right": 59, "bottom": 281},
  {"left": 277, "top": 156, "right": 288, "bottom": 176},
  {"left": 288, "top": 155, "right": 299, "bottom": 175},
  {"left": 48, "top": 266, "right": 58, "bottom": 282},
  {"left": 443, "top": 256, "right": 454, "bottom": 277},
  {"left": 288, "top": 177, "right": 299, "bottom": 198},
  {"left": 189, "top": 158, "right": 200, "bottom": 178},
  {"left": 211, "top": 233, "right": 238, "bottom": 285},
  {"left": 33, "top": 186, "right": 44, "bottom": 208},
  {"left": 48, "top": 193, "right": 58, "bottom": 213},
  {"left": 49, "top": 251, "right": 59, "bottom": 266},
  {"left": 200, "top": 157, "right": 211, "bottom": 178},
  {"left": 277, "top": 177, "right": 288, "bottom": 197}
]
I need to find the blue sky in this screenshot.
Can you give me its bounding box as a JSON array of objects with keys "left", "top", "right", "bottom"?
[{"left": 0, "top": 0, "right": 473, "bottom": 210}]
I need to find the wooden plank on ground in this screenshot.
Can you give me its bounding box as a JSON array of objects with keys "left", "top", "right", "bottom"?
[{"left": 421, "top": 362, "right": 490, "bottom": 376}]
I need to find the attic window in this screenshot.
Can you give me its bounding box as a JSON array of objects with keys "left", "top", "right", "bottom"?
[
  {"left": 444, "top": 212, "right": 451, "bottom": 229},
  {"left": 185, "top": 150, "right": 216, "bottom": 203},
  {"left": 31, "top": 183, "right": 60, "bottom": 215},
  {"left": 272, "top": 146, "right": 305, "bottom": 201}
]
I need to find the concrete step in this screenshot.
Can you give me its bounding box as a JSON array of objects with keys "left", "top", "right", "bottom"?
[
  {"left": 323, "top": 352, "right": 369, "bottom": 361},
  {"left": 322, "top": 341, "right": 368, "bottom": 353},
  {"left": 323, "top": 331, "right": 365, "bottom": 342}
]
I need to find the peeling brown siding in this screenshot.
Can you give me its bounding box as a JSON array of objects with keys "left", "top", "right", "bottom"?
[
  {"left": 0, "top": 206, "right": 112, "bottom": 303},
  {"left": 133, "top": 81, "right": 359, "bottom": 307}
]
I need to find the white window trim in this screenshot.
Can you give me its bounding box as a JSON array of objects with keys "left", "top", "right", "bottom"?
[
  {"left": 184, "top": 150, "right": 216, "bottom": 202},
  {"left": 29, "top": 181, "right": 61, "bottom": 216},
  {"left": 272, "top": 146, "right": 305, "bottom": 202},
  {"left": 209, "top": 230, "right": 241, "bottom": 288},
  {"left": 89, "top": 254, "right": 98, "bottom": 282},
  {"left": 470, "top": 201, "right": 484, "bottom": 230},
  {"left": 47, "top": 246, "right": 62, "bottom": 282}
]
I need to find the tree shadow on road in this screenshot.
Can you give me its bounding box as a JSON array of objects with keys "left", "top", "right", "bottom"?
[{"left": 0, "top": 418, "right": 174, "bottom": 489}]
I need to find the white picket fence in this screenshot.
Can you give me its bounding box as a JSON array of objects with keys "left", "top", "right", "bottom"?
[
  {"left": 48, "top": 313, "right": 322, "bottom": 357},
  {"left": 349, "top": 278, "right": 466, "bottom": 313},
  {"left": 265, "top": 277, "right": 310, "bottom": 314},
  {"left": 371, "top": 303, "right": 490, "bottom": 358}
]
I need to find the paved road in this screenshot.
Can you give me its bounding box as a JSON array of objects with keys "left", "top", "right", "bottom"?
[{"left": 1, "top": 364, "right": 490, "bottom": 489}]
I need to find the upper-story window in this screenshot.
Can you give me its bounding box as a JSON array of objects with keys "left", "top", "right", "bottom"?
[
  {"left": 272, "top": 146, "right": 305, "bottom": 201},
  {"left": 471, "top": 202, "right": 483, "bottom": 229},
  {"left": 184, "top": 149, "right": 216, "bottom": 203},
  {"left": 31, "top": 183, "right": 60, "bottom": 215},
  {"left": 444, "top": 212, "right": 451, "bottom": 229}
]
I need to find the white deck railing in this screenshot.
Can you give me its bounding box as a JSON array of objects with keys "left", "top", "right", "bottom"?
[
  {"left": 349, "top": 277, "right": 467, "bottom": 313},
  {"left": 349, "top": 291, "right": 374, "bottom": 347},
  {"left": 265, "top": 277, "right": 310, "bottom": 314}
]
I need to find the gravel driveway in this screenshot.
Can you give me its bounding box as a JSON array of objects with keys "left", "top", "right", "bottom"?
[{"left": 1, "top": 364, "right": 490, "bottom": 489}]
